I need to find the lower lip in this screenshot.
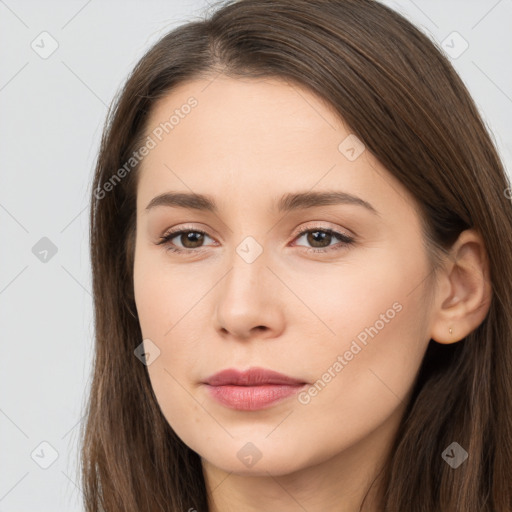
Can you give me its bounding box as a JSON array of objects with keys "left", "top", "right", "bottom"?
[{"left": 204, "top": 383, "right": 306, "bottom": 411}]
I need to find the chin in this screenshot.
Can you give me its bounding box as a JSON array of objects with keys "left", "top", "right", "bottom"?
[{"left": 196, "top": 438, "right": 314, "bottom": 477}]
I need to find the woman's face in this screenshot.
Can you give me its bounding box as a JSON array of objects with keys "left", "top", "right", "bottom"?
[{"left": 133, "top": 75, "right": 435, "bottom": 477}]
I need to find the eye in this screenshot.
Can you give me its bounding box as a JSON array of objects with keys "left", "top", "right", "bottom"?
[
  {"left": 156, "top": 224, "right": 355, "bottom": 255},
  {"left": 157, "top": 227, "right": 216, "bottom": 254},
  {"left": 292, "top": 226, "right": 355, "bottom": 253}
]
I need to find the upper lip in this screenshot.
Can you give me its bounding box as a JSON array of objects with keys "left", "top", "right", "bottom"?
[{"left": 203, "top": 367, "right": 306, "bottom": 386}]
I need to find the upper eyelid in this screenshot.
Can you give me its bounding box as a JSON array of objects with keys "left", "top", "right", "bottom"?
[
  {"left": 162, "top": 221, "right": 351, "bottom": 236},
  {"left": 292, "top": 221, "right": 354, "bottom": 238}
]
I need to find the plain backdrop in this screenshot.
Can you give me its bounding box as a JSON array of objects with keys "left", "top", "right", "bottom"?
[{"left": 1, "top": 0, "right": 511, "bottom": 510}]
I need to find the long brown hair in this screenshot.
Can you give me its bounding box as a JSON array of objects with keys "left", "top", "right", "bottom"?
[{"left": 81, "top": 0, "right": 512, "bottom": 510}]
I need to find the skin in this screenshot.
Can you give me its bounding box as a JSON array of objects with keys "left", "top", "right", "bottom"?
[{"left": 132, "top": 75, "right": 491, "bottom": 511}]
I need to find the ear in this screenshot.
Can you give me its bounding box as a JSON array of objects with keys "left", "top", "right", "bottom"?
[{"left": 429, "top": 229, "right": 492, "bottom": 344}]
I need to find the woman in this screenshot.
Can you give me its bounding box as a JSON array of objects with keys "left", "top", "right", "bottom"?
[{"left": 81, "top": 0, "right": 512, "bottom": 510}]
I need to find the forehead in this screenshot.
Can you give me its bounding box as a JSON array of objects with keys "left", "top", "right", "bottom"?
[
  {"left": 136, "top": 75, "right": 416, "bottom": 219},
  {"left": 144, "top": 75, "right": 347, "bottom": 162}
]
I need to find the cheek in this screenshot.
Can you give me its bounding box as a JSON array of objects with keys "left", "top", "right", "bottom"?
[
  {"left": 297, "top": 263, "right": 431, "bottom": 427},
  {"left": 133, "top": 242, "right": 185, "bottom": 339},
  {"left": 144, "top": 355, "right": 212, "bottom": 457},
  {"left": 133, "top": 248, "right": 208, "bottom": 424},
  {"left": 133, "top": 268, "right": 206, "bottom": 446},
  {"left": 285, "top": 257, "right": 425, "bottom": 366},
  {"left": 289, "top": 244, "right": 429, "bottom": 394}
]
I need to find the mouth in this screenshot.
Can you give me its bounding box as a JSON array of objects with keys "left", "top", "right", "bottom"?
[{"left": 202, "top": 367, "right": 308, "bottom": 411}]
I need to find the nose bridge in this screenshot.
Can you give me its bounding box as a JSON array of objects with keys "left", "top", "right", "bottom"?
[
  {"left": 213, "top": 233, "right": 282, "bottom": 338},
  {"left": 225, "top": 233, "right": 269, "bottom": 297}
]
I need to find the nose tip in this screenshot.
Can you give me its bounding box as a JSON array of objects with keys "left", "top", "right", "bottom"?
[{"left": 214, "top": 263, "right": 284, "bottom": 341}]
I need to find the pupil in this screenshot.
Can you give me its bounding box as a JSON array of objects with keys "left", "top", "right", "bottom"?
[
  {"left": 309, "top": 231, "right": 330, "bottom": 247},
  {"left": 183, "top": 232, "right": 203, "bottom": 248}
]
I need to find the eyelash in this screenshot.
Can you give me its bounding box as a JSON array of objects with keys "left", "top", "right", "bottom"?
[{"left": 156, "top": 225, "right": 355, "bottom": 255}]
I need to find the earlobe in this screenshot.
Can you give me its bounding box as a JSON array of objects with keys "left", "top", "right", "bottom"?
[{"left": 429, "top": 229, "right": 492, "bottom": 344}]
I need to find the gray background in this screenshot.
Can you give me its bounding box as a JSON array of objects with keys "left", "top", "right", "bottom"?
[{"left": 1, "top": 0, "right": 511, "bottom": 510}]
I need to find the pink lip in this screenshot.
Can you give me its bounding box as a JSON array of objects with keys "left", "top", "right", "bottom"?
[
  {"left": 204, "top": 367, "right": 305, "bottom": 386},
  {"left": 202, "top": 367, "right": 307, "bottom": 411}
]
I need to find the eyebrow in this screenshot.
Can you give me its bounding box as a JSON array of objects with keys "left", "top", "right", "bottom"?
[{"left": 145, "top": 190, "right": 379, "bottom": 215}]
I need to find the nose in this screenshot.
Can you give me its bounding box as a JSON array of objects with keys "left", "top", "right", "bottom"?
[{"left": 213, "top": 248, "right": 285, "bottom": 341}]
